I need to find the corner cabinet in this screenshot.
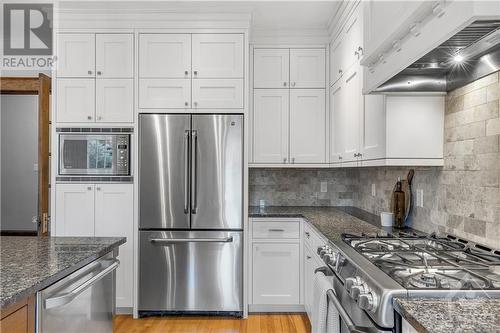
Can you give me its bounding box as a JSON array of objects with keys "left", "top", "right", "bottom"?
[
  {"left": 56, "top": 33, "right": 134, "bottom": 123},
  {"left": 55, "top": 183, "right": 134, "bottom": 308}
]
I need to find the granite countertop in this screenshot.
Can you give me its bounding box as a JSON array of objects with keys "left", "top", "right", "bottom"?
[
  {"left": 394, "top": 297, "right": 500, "bottom": 333},
  {"left": 0, "top": 236, "right": 125, "bottom": 309},
  {"left": 249, "top": 205, "right": 394, "bottom": 241}
]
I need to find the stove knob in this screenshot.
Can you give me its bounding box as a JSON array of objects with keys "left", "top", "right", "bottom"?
[
  {"left": 345, "top": 277, "right": 358, "bottom": 291},
  {"left": 317, "top": 245, "right": 328, "bottom": 256},
  {"left": 323, "top": 252, "right": 337, "bottom": 265},
  {"left": 350, "top": 285, "right": 366, "bottom": 300},
  {"left": 358, "top": 292, "right": 376, "bottom": 312}
]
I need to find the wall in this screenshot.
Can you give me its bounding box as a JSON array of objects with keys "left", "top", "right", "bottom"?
[{"left": 249, "top": 71, "right": 500, "bottom": 249}]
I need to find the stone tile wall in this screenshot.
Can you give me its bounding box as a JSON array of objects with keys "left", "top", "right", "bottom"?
[{"left": 249, "top": 71, "right": 500, "bottom": 249}]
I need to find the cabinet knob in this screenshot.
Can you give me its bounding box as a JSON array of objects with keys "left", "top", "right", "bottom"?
[
  {"left": 305, "top": 231, "right": 310, "bottom": 238},
  {"left": 87, "top": 116, "right": 92, "bottom": 120},
  {"left": 358, "top": 46, "right": 364, "bottom": 54},
  {"left": 97, "top": 71, "right": 102, "bottom": 75},
  {"left": 338, "top": 69, "right": 343, "bottom": 74},
  {"left": 88, "top": 70, "right": 93, "bottom": 75},
  {"left": 194, "top": 102, "right": 198, "bottom": 107},
  {"left": 193, "top": 71, "right": 198, "bottom": 76},
  {"left": 87, "top": 186, "right": 92, "bottom": 191},
  {"left": 185, "top": 102, "right": 189, "bottom": 107},
  {"left": 185, "top": 70, "right": 189, "bottom": 76},
  {"left": 97, "top": 116, "right": 102, "bottom": 121},
  {"left": 283, "top": 158, "right": 287, "bottom": 163},
  {"left": 283, "top": 82, "right": 287, "bottom": 87},
  {"left": 306, "top": 256, "right": 312, "bottom": 259},
  {"left": 338, "top": 156, "right": 342, "bottom": 160},
  {"left": 96, "top": 187, "right": 101, "bottom": 191},
  {"left": 354, "top": 153, "right": 358, "bottom": 157},
  {"left": 291, "top": 82, "right": 296, "bottom": 87},
  {"left": 292, "top": 157, "right": 295, "bottom": 163}
]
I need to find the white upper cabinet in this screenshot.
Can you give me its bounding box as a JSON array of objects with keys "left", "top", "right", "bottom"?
[
  {"left": 330, "top": 37, "right": 343, "bottom": 86},
  {"left": 94, "top": 184, "right": 134, "bottom": 308},
  {"left": 139, "top": 79, "right": 191, "bottom": 109},
  {"left": 57, "top": 34, "right": 95, "bottom": 77},
  {"left": 253, "top": 89, "right": 289, "bottom": 164},
  {"left": 289, "top": 89, "right": 326, "bottom": 163},
  {"left": 55, "top": 184, "right": 95, "bottom": 236},
  {"left": 192, "top": 34, "right": 244, "bottom": 78},
  {"left": 253, "top": 49, "right": 289, "bottom": 88},
  {"left": 289, "top": 49, "right": 326, "bottom": 88},
  {"left": 330, "top": 82, "right": 344, "bottom": 164},
  {"left": 361, "top": 94, "right": 386, "bottom": 161},
  {"left": 192, "top": 79, "right": 243, "bottom": 109},
  {"left": 96, "top": 34, "right": 134, "bottom": 78},
  {"left": 96, "top": 79, "right": 134, "bottom": 122},
  {"left": 139, "top": 34, "right": 191, "bottom": 78},
  {"left": 340, "top": 66, "right": 362, "bottom": 162},
  {"left": 340, "top": 8, "right": 363, "bottom": 73},
  {"left": 56, "top": 79, "right": 95, "bottom": 123}
]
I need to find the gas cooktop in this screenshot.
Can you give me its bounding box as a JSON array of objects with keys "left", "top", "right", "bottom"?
[{"left": 342, "top": 232, "right": 500, "bottom": 290}]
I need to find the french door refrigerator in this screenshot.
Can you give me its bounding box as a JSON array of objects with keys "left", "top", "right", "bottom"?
[{"left": 138, "top": 114, "right": 243, "bottom": 316}]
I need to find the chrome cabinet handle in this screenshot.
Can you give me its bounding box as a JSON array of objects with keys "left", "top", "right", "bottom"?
[
  {"left": 88, "top": 70, "right": 92, "bottom": 75},
  {"left": 268, "top": 229, "right": 285, "bottom": 232},
  {"left": 306, "top": 256, "right": 312, "bottom": 259},
  {"left": 183, "top": 130, "right": 190, "bottom": 214},
  {"left": 354, "top": 153, "right": 358, "bottom": 157},
  {"left": 338, "top": 69, "right": 343, "bottom": 74},
  {"left": 357, "top": 46, "right": 363, "bottom": 55},
  {"left": 338, "top": 156, "right": 342, "bottom": 160},
  {"left": 87, "top": 116, "right": 92, "bottom": 120},
  {"left": 87, "top": 186, "right": 92, "bottom": 191},
  {"left": 191, "top": 130, "right": 198, "bottom": 214},
  {"left": 97, "top": 71, "right": 102, "bottom": 75},
  {"left": 305, "top": 231, "right": 310, "bottom": 238},
  {"left": 193, "top": 71, "right": 198, "bottom": 76},
  {"left": 185, "top": 102, "right": 189, "bottom": 107},
  {"left": 193, "top": 102, "right": 198, "bottom": 107},
  {"left": 283, "top": 157, "right": 287, "bottom": 163},
  {"left": 150, "top": 237, "right": 233, "bottom": 244},
  {"left": 97, "top": 116, "right": 102, "bottom": 121},
  {"left": 44, "top": 260, "right": 119, "bottom": 309},
  {"left": 184, "top": 70, "right": 189, "bottom": 76},
  {"left": 292, "top": 157, "right": 295, "bottom": 163},
  {"left": 291, "top": 82, "right": 296, "bottom": 87},
  {"left": 96, "top": 187, "right": 101, "bottom": 191},
  {"left": 283, "top": 82, "right": 287, "bottom": 87}
]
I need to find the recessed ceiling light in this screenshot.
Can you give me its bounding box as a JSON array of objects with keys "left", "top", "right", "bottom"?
[{"left": 453, "top": 54, "right": 464, "bottom": 63}]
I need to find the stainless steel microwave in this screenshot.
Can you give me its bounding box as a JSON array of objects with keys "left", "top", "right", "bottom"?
[{"left": 59, "top": 133, "right": 130, "bottom": 176}]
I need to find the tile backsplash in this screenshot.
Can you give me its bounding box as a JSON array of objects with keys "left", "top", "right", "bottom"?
[{"left": 249, "top": 71, "right": 500, "bottom": 249}]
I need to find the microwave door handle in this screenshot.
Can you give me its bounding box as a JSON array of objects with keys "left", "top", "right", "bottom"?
[
  {"left": 184, "top": 130, "right": 190, "bottom": 214},
  {"left": 191, "top": 130, "right": 198, "bottom": 214},
  {"left": 326, "top": 289, "right": 370, "bottom": 333}
]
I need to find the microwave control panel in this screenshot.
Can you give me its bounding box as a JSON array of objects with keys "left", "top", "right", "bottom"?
[{"left": 116, "top": 135, "right": 130, "bottom": 174}]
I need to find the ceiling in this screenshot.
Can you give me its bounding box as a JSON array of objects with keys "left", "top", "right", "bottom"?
[{"left": 59, "top": 1, "right": 341, "bottom": 32}]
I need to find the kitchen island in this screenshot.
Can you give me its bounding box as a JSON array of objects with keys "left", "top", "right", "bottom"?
[{"left": 0, "top": 236, "right": 125, "bottom": 332}]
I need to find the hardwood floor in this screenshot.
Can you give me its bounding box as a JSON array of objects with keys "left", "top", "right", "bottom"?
[{"left": 114, "top": 314, "right": 311, "bottom": 333}]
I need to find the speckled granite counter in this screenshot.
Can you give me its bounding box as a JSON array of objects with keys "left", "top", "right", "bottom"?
[
  {"left": 0, "top": 236, "right": 125, "bottom": 309},
  {"left": 394, "top": 297, "right": 500, "bottom": 333},
  {"left": 249, "top": 205, "right": 394, "bottom": 241}
]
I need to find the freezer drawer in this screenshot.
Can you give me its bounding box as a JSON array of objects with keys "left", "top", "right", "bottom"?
[
  {"left": 139, "top": 230, "right": 243, "bottom": 313},
  {"left": 37, "top": 253, "right": 118, "bottom": 333}
]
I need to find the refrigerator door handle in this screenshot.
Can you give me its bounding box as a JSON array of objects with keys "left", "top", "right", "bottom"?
[
  {"left": 149, "top": 236, "right": 233, "bottom": 244},
  {"left": 191, "top": 129, "right": 198, "bottom": 214},
  {"left": 183, "top": 130, "right": 190, "bottom": 214}
]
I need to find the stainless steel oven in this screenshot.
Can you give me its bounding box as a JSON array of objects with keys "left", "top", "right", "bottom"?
[{"left": 59, "top": 133, "right": 130, "bottom": 176}]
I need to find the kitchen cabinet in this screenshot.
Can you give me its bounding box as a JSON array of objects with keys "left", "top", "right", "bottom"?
[
  {"left": 55, "top": 184, "right": 95, "bottom": 236},
  {"left": 253, "top": 49, "right": 289, "bottom": 88},
  {"left": 139, "top": 34, "right": 191, "bottom": 78},
  {"left": 329, "top": 37, "right": 343, "bottom": 86},
  {"left": 56, "top": 33, "right": 134, "bottom": 123},
  {"left": 0, "top": 295, "right": 35, "bottom": 333},
  {"left": 329, "top": 81, "right": 344, "bottom": 164},
  {"left": 341, "top": 66, "right": 362, "bottom": 163},
  {"left": 289, "top": 49, "right": 326, "bottom": 88},
  {"left": 304, "top": 244, "right": 323, "bottom": 318},
  {"left": 139, "top": 79, "right": 191, "bottom": 109},
  {"left": 252, "top": 89, "right": 289, "bottom": 163},
  {"left": 289, "top": 89, "right": 326, "bottom": 163},
  {"left": 192, "top": 34, "right": 244, "bottom": 78},
  {"left": 55, "top": 183, "right": 134, "bottom": 308},
  {"left": 56, "top": 79, "right": 95, "bottom": 123},
  {"left": 94, "top": 184, "right": 134, "bottom": 308},
  {"left": 192, "top": 79, "right": 244, "bottom": 109},
  {"left": 252, "top": 242, "right": 300, "bottom": 305},
  {"left": 96, "top": 79, "right": 134, "bottom": 122},
  {"left": 57, "top": 34, "right": 95, "bottom": 77}
]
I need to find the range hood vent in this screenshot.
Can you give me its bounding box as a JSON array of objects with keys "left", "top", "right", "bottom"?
[{"left": 375, "top": 20, "right": 500, "bottom": 93}]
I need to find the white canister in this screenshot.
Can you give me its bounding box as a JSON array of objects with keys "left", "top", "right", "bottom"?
[{"left": 380, "top": 212, "right": 394, "bottom": 227}]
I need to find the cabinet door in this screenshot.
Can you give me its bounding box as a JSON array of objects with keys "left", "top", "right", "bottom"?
[
  {"left": 55, "top": 184, "right": 94, "bottom": 236},
  {"left": 290, "top": 49, "right": 326, "bottom": 88},
  {"left": 96, "top": 79, "right": 134, "bottom": 123},
  {"left": 96, "top": 34, "right": 134, "bottom": 78},
  {"left": 57, "top": 34, "right": 95, "bottom": 77},
  {"left": 330, "top": 37, "right": 343, "bottom": 85},
  {"left": 330, "top": 82, "right": 344, "bottom": 163},
  {"left": 289, "top": 89, "right": 326, "bottom": 163},
  {"left": 361, "top": 94, "right": 386, "bottom": 160},
  {"left": 94, "top": 184, "right": 134, "bottom": 308},
  {"left": 139, "top": 34, "right": 191, "bottom": 78},
  {"left": 192, "top": 79, "right": 243, "bottom": 109},
  {"left": 56, "top": 79, "right": 95, "bottom": 123},
  {"left": 341, "top": 66, "right": 361, "bottom": 162},
  {"left": 192, "top": 34, "right": 243, "bottom": 78},
  {"left": 253, "top": 89, "right": 289, "bottom": 163},
  {"left": 340, "top": 8, "right": 362, "bottom": 73},
  {"left": 304, "top": 245, "right": 323, "bottom": 319},
  {"left": 252, "top": 243, "right": 300, "bottom": 304},
  {"left": 253, "top": 49, "right": 289, "bottom": 88},
  {"left": 139, "top": 79, "right": 191, "bottom": 109}
]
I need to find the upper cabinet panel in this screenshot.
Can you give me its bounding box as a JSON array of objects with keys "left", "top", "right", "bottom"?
[
  {"left": 192, "top": 34, "right": 244, "bottom": 78},
  {"left": 96, "top": 34, "right": 134, "bottom": 78},
  {"left": 253, "top": 49, "right": 289, "bottom": 88},
  {"left": 139, "top": 34, "right": 191, "bottom": 78},
  {"left": 289, "top": 49, "right": 326, "bottom": 88},
  {"left": 57, "top": 34, "right": 95, "bottom": 77}
]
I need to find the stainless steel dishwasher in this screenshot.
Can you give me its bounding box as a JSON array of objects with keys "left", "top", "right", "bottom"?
[{"left": 37, "top": 253, "right": 119, "bottom": 333}]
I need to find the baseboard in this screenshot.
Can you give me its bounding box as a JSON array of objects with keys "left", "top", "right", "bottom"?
[
  {"left": 248, "top": 304, "right": 305, "bottom": 313},
  {"left": 116, "top": 307, "right": 133, "bottom": 315}
]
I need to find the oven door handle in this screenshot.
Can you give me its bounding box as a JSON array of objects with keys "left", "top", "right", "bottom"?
[
  {"left": 327, "top": 289, "right": 370, "bottom": 333},
  {"left": 44, "top": 259, "right": 119, "bottom": 309}
]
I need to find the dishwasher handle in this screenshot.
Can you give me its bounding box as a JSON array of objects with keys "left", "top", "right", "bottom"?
[{"left": 44, "top": 259, "right": 119, "bottom": 309}]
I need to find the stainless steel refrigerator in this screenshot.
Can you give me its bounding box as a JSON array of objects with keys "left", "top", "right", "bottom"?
[{"left": 138, "top": 114, "right": 243, "bottom": 316}]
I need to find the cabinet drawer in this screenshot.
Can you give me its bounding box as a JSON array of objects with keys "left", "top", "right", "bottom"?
[
  {"left": 253, "top": 221, "right": 300, "bottom": 239},
  {"left": 304, "top": 222, "right": 325, "bottom": 250}
]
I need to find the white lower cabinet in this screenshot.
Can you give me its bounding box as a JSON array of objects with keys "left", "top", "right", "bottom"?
[
  {"left": 55, "top": 184, "right": 95, "bottom": 236},
  {"left": 94, "top": 184, "right": 134, "bottom": 308},
  {"left": 55, "top": 183, "right": 134, "bottom": 309},
  {"left": 252, "top": 242, "right": 300, "bottom": 305},
  {"left": 304, "top": 244, "right": 323, "bottom": 318}
]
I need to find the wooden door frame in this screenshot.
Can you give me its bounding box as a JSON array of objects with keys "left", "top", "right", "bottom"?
[{"left": 0, "top": 74, "right": 51, "bottom": 235}]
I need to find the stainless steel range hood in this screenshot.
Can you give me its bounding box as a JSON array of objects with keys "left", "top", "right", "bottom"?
[{"left": 375, "top": 20, "right": 500, "bottom": 93}]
